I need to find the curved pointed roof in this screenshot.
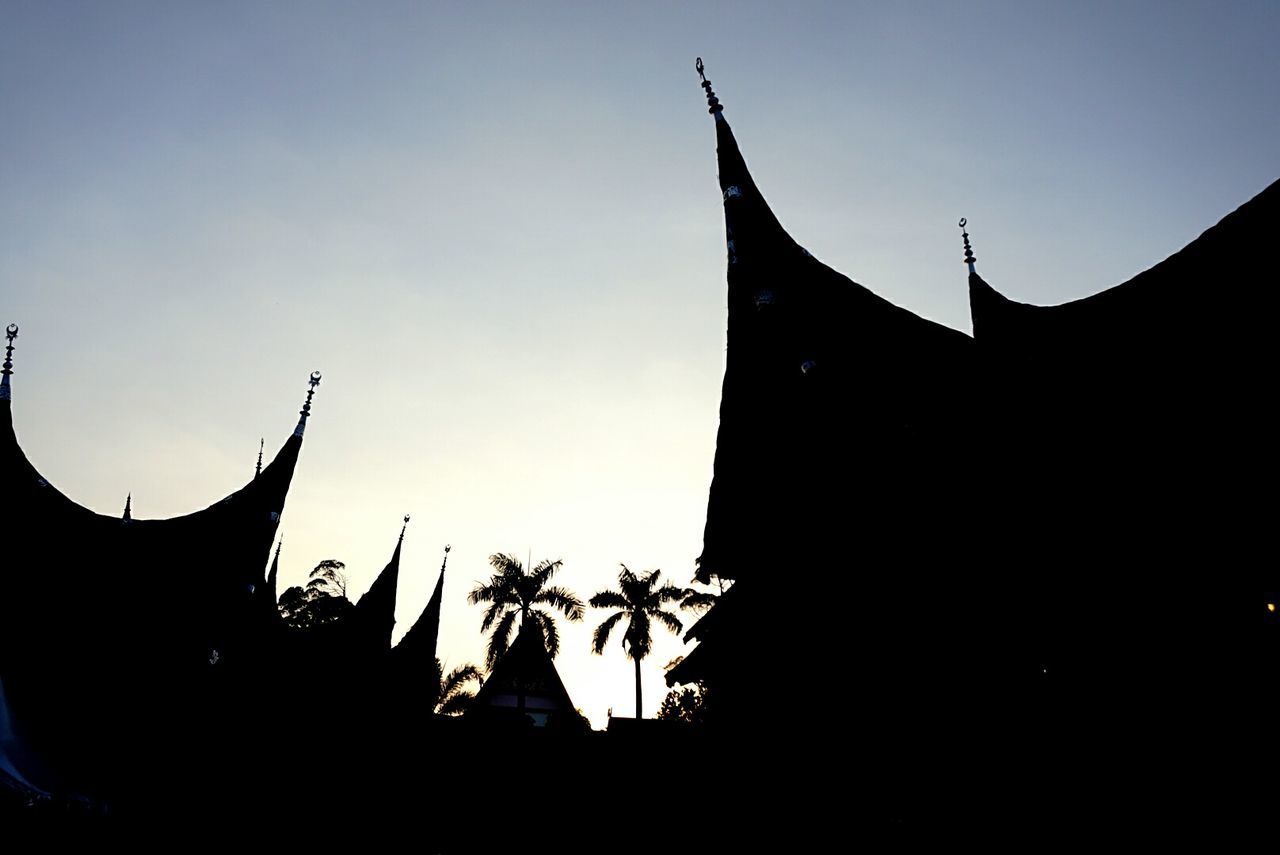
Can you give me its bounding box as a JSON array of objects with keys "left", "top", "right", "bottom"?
[
  {"left": 0, "top": 337, "right": 320, "bottom": 795},
  {"left": 394, "top": 545, "right": 448, "bottom": 669},
  {"left": 967, "top": 178, "right": 1279, "bottom": 347},
  {"left": 694, "top": 62, "right": 973, "bottom": 583},
  {"left": 961, "top": 179, "right": 1279, "bottom": 702},
  {"left": 354, "top": 516, "right": 409, "bottom": 652}
]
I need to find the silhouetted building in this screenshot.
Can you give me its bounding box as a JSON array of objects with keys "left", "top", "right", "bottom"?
[
  {"left": 0, "top": 326, "right": 317, "bottom": 806},
  {"left": 671, "top": 61, "right": 1278, "bottom": 818},
  {"left": 670, "top": 62, "right": 985, "bottom": 757},
  {"left": 394, "top": 544, "right": 449, "bottom": 677},
  {"left": 469, "top": 622, "right": 581, "bottom": 728}
]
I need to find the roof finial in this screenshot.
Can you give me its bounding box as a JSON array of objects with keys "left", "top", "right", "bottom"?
[
  {"left": 400, "top": 514, "right": 411, "bottom": 542},
  {"left": 440, "top": 544, "right": 451, "bottom": 574},
  {"left": 695, "top": 58, "right": 724, "bottom": 118},
  {"left": 275, "top": 537, "right": 283, "bottom": 560},
  {"left": 293, "top": 371, "right": 322, "bottom": 437},
  {"left": 0, "top": 323, "right": 18, "bottom": 402},
  {"left": 255, "top": 438, "right": 265, "bottom": 478},
  {"left": 122, "top": 492, "right": 132, "bottom": 522},
  {"left": 959, "top": 218, "right": 977, "bottom": 274}
]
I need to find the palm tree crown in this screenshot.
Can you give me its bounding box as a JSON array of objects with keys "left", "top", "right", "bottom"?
[
  {"left": 468, "top": 553, "right": 584, "bottom": 669},
  {"left": 590, "top": 565, "right": 688, "bottom": 719}
]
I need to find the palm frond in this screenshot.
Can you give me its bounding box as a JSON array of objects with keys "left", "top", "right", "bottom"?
[
  {"left": 479, "top": 601, "right": 507, "bottom": 632},
  {"left": 529, "top": 558, "right": 563, "bottom": 589},
  {"left": 533, "top": 608, "right": 560, "bottom": 658},
  {"left": 681, "top": 591, "right": 718, "bottom": 613},
  {"left": 651, "top": 608, "right": 683, "bottom": 637},
  {"left": 488, "top": 553, "right": 522, "bottom": 574},
  {"left": 652, "top": 583, "right": 688, "bottom": 605},
  {"left": 535, "top": 585, "right": 584, "bottom": 621},
  {"left": 441, "top": 663, "right": 482, "bottom": 699},
  {"left": 592, "top": 611, "right": 626, "bottom": 655},
  {"left": 617, "top": 564, "right": 639, "bottom": 587},
  {"left": 588, "top": 590, "right": 630, "bottom": 610},
  {"left": 438, "top": 690, "right": 475, "bottom": 716},
  {"left": 468, "top": 581, "right": 499, "bottom": 606},
  {"left": 486, "top": 608, "right": 519, "bottom": 669}
]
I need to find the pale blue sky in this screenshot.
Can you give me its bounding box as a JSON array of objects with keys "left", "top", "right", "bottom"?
[{"left": 3, "top": 1, "right": 1277, "bottom": 726}]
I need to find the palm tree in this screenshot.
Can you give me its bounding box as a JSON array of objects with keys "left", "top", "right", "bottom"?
[
  {"left": 432, "top": 658, "right": 483, "bottom": 716},
  {"left": 468, "top": 553, "right": 584, "bottom": 670},
  {"left": 590, "top": 565, "right": 688, "bottom": 719}
]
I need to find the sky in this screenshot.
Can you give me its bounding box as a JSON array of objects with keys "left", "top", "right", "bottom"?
[{"left": 2, "top": 1, "right": 1277, "bottom": 728}]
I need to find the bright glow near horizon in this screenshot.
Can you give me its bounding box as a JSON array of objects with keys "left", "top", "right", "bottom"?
[{"left": 3, "top": 2, "right": 1278, "bottom": 728}]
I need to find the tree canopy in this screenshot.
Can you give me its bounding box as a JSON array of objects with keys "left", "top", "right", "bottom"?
[
  {"left": 277, "top": 559, "right": 354, "bottom": 630},
  {"left": 467, "top": 553, "right": 584, "bottom": 669}
]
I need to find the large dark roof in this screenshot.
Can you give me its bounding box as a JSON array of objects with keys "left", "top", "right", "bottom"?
[
  {"left": 0, "top": 345, "right": 313, "bottom": 798},
  {"left": 697, "top": 85, "right": 974, "bottom": 584}
]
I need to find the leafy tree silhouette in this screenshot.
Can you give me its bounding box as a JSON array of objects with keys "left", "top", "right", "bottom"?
[
  {"left": 658, "top": 680, "right": 709, "bottom": 726},
  {"left": 277, "top": 559, "right": 354, "bottom": 629}
]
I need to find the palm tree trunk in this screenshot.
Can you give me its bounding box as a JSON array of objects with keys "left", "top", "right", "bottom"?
[
  {"left": 517, "top": 606, "right": 527, "bottom": 717},
  {"left": 634, "top": 656, "right": 643, "bottom": 720}
]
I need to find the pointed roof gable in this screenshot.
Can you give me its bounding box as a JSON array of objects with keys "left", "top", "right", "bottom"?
[
  {"left": 693, "top": 61, "right": 973, "bottom": 583},
  {"left": 469, "top": 622, "right": 577, "bottom": 724},
  {"left": 967, "top": 177, "right": 1280, "bottom": 350},
  {"left": 394, "top": 545, "right": 448, "bottom": 669},
  {"left": 0, "top": 340, "right": 321, "bottom": 794},
  {"left": 355, "top": 516, "right": 408, "bottom": 652}
]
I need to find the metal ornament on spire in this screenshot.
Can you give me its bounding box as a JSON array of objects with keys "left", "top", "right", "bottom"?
[
  {"left": 255, "top": 438, "right": 264, "bottom": 478},
  {"left": 293, "top": 371, "right": 322, "bottom": 437},
  {"left": 123, "top": 493, "right": 132, "bottom": 522},
  {"left": 959, "top": 218, "right": 978, "bottom": 274},
  {"left": 400, "top": 514, "right": 411, "bottom": 542},
  {"left": 695, "top": 58, "right": 724, "bottom": 117},
  {"left": 440, "top": 544, "right": 451, "bottom": 574},
  {"left": 0, "top": 323, "right": 18, "bottom": 402}
]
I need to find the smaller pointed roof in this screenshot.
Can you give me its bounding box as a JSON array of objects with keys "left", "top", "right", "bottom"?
[
  {"left": 355, "top": 516, "right": 408, "bottom": 651},
  {"left": 122, "top": 493, "right": 132, "bottom": 521},
  {"left": 469, "top": 622, "right": 577, "bottom": 725},
  {"left": 394, "top": 544, "right": 449, "bottom": 669}
]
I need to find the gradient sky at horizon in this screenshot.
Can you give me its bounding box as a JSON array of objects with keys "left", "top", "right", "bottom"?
[{"left": 3, "top": 1, "right": 1277, "bottom": 727}]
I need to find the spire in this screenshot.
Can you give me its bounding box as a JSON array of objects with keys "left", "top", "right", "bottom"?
[
  {"left": 255, "top": 438, "right": 264, "bottom": 478},
  {"left": 293, "top": 371, "right": 322, "bottom": 438},
  {"left": 694, "top": 56, "right": 796, "bottom": 276},
  {"left": 0, "top": 323, "right": 17, "bottom": 402},
  {"left": 696, "top": 57, "right": 724, "bottom": 119},
  {"left": 122, "top": 493, "right": 132, "bottom": 521},
  {"left": 959, "top": 218, "right": 977, "bottom": 274},
  {"left": 355, "top": 515, "right": 409, "bottom": 651},
  {"left": 394, "top": 544, "right": 450, "bottom": 671}
]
